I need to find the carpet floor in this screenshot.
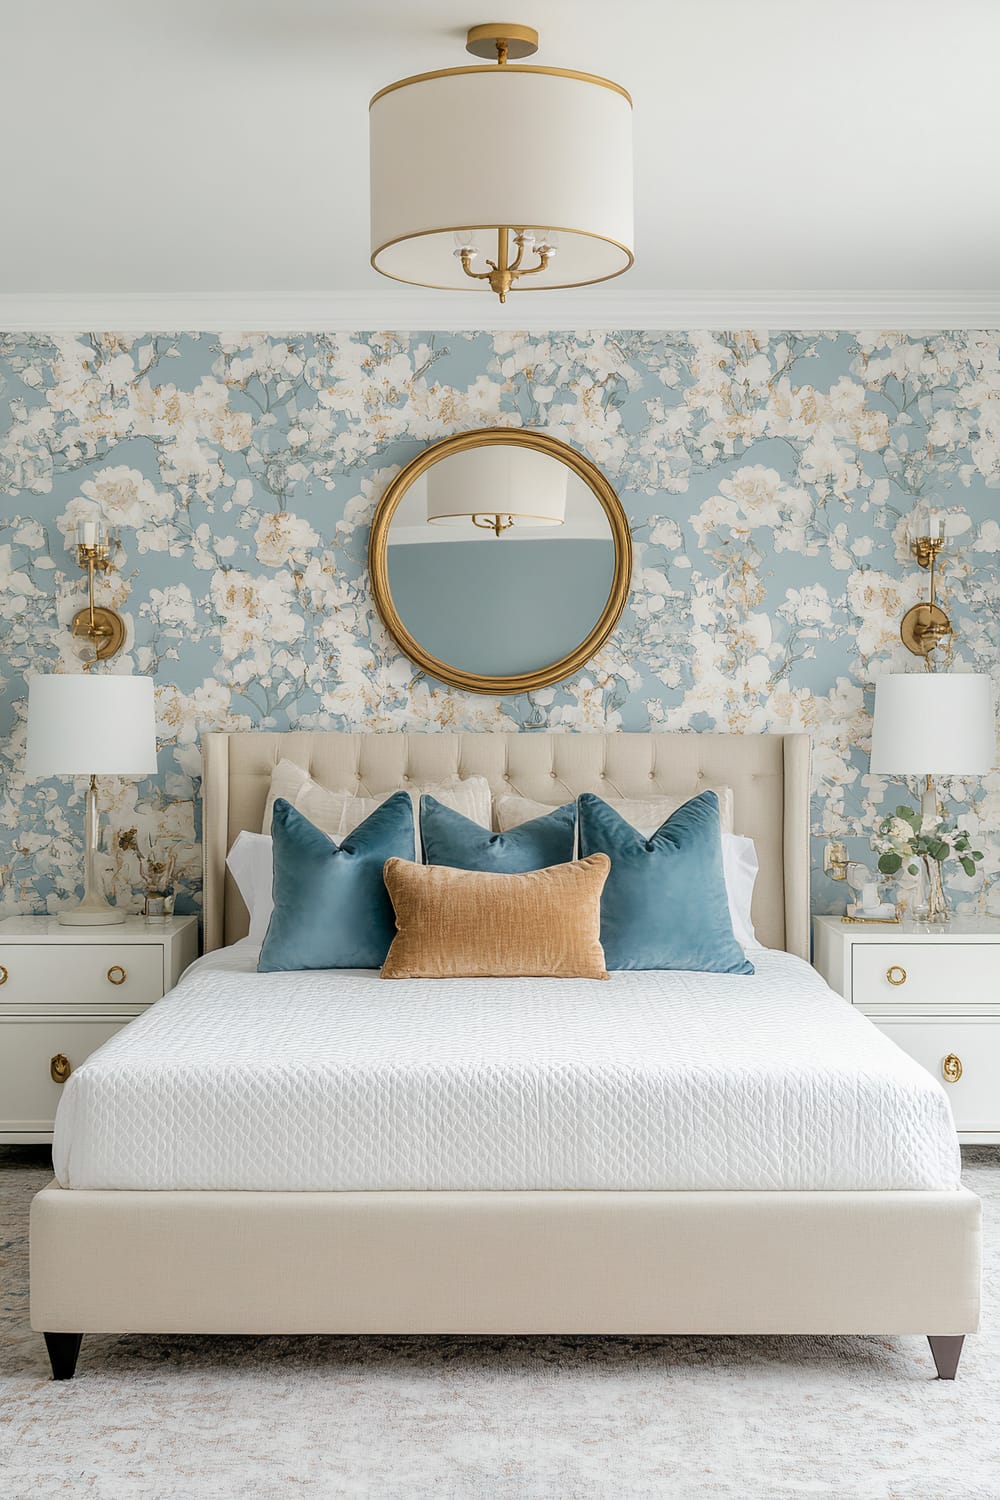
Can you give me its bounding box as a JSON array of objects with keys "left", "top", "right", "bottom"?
[{"left": 2, "top": 1147, "right": 999, "bottom": 1500}]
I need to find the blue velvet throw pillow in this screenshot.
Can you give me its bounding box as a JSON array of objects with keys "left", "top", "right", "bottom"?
[
  {"left": 420, "top": 795, "right": 576, "bottom": 873},
  {"left": 576, "top": 790, "right": 753, "bottom": 974},
  {"left": 258, "top": 793, "right": 415, "bottom": 972}
]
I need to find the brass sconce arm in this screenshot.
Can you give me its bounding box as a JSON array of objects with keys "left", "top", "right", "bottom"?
[
  {"left": 900, "top": 528, "right": 952, "bottom": 658},
  {"left": 71, "top": 525, "right": 126, "bottom": 668}
]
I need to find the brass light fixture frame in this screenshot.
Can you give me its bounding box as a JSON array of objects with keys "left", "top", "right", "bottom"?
[
  {"left": 368, "top": 428, "right": 633, "bottom": 696},
  {"left": 72, "top": 533, "right": 126, "bottom": 667},
  {"left": 900, "top": 531, "right": 952, "bottom": 658}
]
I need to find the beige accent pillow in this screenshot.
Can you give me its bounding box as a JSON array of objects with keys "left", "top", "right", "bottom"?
[
  {"left": 262, "top": 759, "right": 492, "bottom": 839},
  {"left": 495, "top": 785, "right": 735, "bottom": 836},
  {"left": 381, "top": 855, "right": 611, "bottom": 980}
]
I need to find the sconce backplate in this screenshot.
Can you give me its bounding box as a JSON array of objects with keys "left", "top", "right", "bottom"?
[
  {"left": 900, "top": 601, "right": 951, "bottom": 657},
  {"left": 71, "top": 605, "right": 126, "bottom": 662}
]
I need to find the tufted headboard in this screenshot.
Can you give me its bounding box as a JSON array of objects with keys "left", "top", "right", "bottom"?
[{"left": 201, "top": 731, "right": 812, "bottom": 958}]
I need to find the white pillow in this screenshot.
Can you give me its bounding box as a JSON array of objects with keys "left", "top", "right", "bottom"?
[
  {"left": 262, "top": 759, "right": 492, "bottom": 840},
  {"left": 495, "top": 786, "right": 735, "bottom": 836},
  {"left": 226, "top": 830, "right": 275, "bottom": 947},
  {"left": 721, "top": 832, "right": 762, "bottom": 953}
]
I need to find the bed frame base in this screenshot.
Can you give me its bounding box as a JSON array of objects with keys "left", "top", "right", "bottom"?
[
  {"left": 40, "top": 1331, "right": 967, "bottom": 1383},
  {"left": 31, "top": 1184, "right": 981, "bottom": 1379}
]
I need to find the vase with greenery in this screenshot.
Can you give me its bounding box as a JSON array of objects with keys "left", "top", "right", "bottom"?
[{"left": 872, "top": 806, "right": 984, "bottom": 923}]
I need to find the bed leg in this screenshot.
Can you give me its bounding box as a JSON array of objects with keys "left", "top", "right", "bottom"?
[
  {"left": 43, "top": 1332, "right": 83, "bottom": 1381},
  {"left": 927, "top": 1335, "right": 964, "bottom": 1380}
]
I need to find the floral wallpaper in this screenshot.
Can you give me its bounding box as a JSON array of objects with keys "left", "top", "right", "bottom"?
[{"left": 1, "top": 328, "right": 999, "bottom": 924}]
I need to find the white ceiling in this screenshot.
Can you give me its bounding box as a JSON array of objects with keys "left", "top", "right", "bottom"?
[{"left": 4, "top": 0, "right": 999, "bottom": 319}]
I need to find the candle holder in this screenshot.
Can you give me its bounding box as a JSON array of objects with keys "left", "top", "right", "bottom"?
[{"left": 72, "top": 521, "right": 126, "bottom": 668}]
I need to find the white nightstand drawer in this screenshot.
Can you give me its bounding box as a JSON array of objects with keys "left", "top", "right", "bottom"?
[
  {"left": 879, "top": 1019, "right": 1000, "bottom": 1133},
  {"left": 0, "top": 943, "right": 164, "bottom": 1012},
  {"left": 851, "top": 942, "right": 1000, "bottom": 1014},
  {"left": 0, "top": 1017, "right": 129, "bottom": 1135}
]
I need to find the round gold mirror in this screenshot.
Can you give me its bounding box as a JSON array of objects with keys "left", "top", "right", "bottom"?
[{"left": 368, "top": 429, "right": 632, "bottom": 695}]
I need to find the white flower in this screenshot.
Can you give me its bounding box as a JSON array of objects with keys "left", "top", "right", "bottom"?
[
  {"left": 77, "top": 467, "right": 172, "bottom": 529},
  {"left": 254, "top": 510, "right": 320, "bottom": 568}
]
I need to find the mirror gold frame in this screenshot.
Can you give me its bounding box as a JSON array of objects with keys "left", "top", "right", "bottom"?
[{"left": 368, "top": 428, "right": 633, "bottom": 695}]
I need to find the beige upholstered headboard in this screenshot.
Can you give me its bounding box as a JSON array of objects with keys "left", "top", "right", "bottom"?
[{"left": 201, "top": 731, "right": 812, "bottom": 959}]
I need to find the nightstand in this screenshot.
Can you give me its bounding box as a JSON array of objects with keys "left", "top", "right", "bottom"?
[
  {"left": 814, "top": 914, "right": 1000, "bottom": 1144},
  {"left": 0, "top": 915, "right": 199, "bottom": 1144}
]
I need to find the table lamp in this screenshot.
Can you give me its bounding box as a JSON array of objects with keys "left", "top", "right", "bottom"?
[
  {"left": 25, "top": 674, "right": 158, "bottom": 925},
  {"left": 870, "top": 671, "right": 995, "bottom": 822}
]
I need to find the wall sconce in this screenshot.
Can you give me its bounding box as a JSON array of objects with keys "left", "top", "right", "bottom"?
[
  {"left": 900, "top": 513, "right": 952, "bottom": 658},
  {"left": 72, "top": 521, "right": 125, "bottom": 668},
  {"left": 823, "top": 841, "right": 849, "bottom": 880}
]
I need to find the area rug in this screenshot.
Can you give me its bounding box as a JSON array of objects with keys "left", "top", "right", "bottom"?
[{"left": 2, "top": 1147, "right": 998, "bottom": 1500}]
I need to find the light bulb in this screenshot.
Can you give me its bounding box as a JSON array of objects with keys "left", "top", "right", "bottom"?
[{"left": 453, "top": 231, "right": 478, "bottom": 260}]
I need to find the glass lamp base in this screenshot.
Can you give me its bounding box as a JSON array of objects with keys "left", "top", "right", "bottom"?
[{"left": 58, "top": 897, "right": 126, "bottom": 926}]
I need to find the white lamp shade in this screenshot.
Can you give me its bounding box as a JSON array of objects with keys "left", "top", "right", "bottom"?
[
  {"left": 870, "top": 672, "right": 996, "bottom": 776},
  {"left": 426, "top": 444, "right": 568, "bottom": 528},
  {"left": 25, "top": 674, "right": 158, "bottom": 778},
  {"left": 370, "top": 67, "right": 633, "bottom": 291}
]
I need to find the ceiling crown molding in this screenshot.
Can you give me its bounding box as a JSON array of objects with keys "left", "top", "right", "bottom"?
[{"left": 1, "top": 289, "right": 999, "bottom": 333}]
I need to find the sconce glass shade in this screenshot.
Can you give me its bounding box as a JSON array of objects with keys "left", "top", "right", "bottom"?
[
  {"left": 426, "top": 443, "right": 568, "bottom": 529},
  {"left": 25, "top": 674, "right": 158, "bottom": 778},
  {"left": 370, "top": 65, "right": 634, "bottom": 292},
  {"left": 870, "top": 672, "right": 996, "bottom": 775}
]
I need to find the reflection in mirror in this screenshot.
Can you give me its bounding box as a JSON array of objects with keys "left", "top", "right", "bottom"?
[
  {"left": 425, "top": 443, "right": 568, "bottom": 536},
  {"left": 385, "top": 443, "right": 616, "bottom": 678}
]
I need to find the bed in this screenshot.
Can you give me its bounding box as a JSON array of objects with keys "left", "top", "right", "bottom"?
[{"left": 30, "top": 731, "right": 981, "bottom": 1380}]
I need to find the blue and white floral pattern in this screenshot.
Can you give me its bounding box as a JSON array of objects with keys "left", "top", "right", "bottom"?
[{"left": 1, "top": 329, "right": 998, "bottom": 920}]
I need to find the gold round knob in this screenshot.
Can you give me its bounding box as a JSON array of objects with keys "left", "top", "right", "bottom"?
[
  {"left": 942, "top": 1053, "right": 963, "bottom": 1084},
  {"left": 886, "top": 965, "right": 907, "bottom": 986},
  {"left": 0, "top": 964, "right": 7, "bottom": 985},
  {"left": 50, "top": 1053, "right": 71, "bottom": 1084},
  {"left": 107, "top": 965, "right": 127, "bottom": 986}
]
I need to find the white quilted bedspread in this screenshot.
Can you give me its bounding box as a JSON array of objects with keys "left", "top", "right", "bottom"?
[{"left": 53, "top": 944, "right": 961, "bottom": 1192}]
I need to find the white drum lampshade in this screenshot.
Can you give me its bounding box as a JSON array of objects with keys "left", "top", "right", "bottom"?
[
  {"left": 427, "top": 444, "right": 568, "bottom": 531},
  {"left": 26, "top": 674, "right": 158, "bottom": 778},
  {"left": 869, "top": 672, "right": 996, "bottom": 777},
  {"left": 370, "top": 25, "right": 634, "bottom": 297},
  {"left": 25, "top": 674, "right": 158, "bottom": 925}
]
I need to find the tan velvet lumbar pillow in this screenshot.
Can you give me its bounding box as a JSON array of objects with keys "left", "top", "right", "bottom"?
[{"left": 381, "top": 855, "right": 611, "bottom": 980}]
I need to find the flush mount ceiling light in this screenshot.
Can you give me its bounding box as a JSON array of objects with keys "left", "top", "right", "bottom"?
[{"left": 369, "top": 22, "right": 634, "bottom": 303}]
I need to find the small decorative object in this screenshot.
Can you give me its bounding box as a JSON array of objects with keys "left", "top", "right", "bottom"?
[
  {"left": 845, "top": 861, "right": 899, "bottom": 922},
  {"left": 823, "top": 842, "right": 849, "bottom": 882},
  {"left": 872, "top": 806, "right": 984, "bottom": 924},
  {"left": 136, "top": 835, "right": 178, "bottom": 924},
  {"left": 72, "top": 520, "right": 126, "bottom": 666},
  {"left": 826, "top": 846, "right": 900, "bottom": 923},
  {"left": 24, "top": 675, "right": 159, "bottom": 926}
]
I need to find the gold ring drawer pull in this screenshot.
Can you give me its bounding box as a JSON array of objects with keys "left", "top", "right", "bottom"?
[
  {"left": 942, "top": 1053, "right": 963, "bottom": 1084},
  {"left": 50, "top": 1054, "right": 72, "bottom": 1085},
  {"left": 886, "top": 964, "right": 907, "bottom": 986},
  {"left": 107, "top": 965, "right": 127, "bottom": 986},
  {"left": 0, "top": 964, "right": 7, "bottom": 985}
]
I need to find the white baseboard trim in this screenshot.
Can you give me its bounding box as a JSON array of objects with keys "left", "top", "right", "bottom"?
[{"left": 1, "top": 289, "right": 999, "bottom": 333}]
